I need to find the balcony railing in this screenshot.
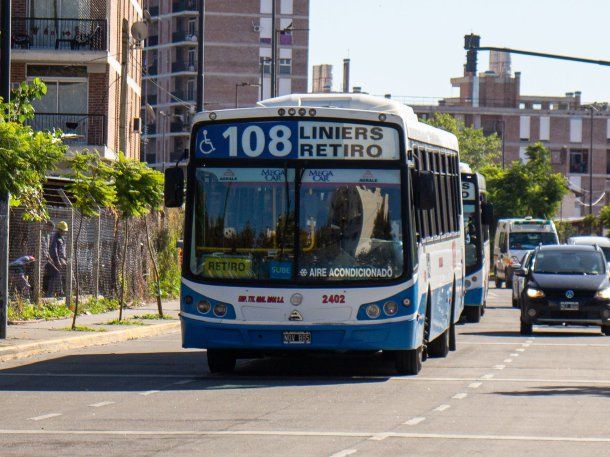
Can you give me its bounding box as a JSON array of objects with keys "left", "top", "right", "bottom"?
[
  {"left": 170, "top": 122, "right": 189, "bottom": 133},
  {"left": 11, "top": 18, "right": 107, "bottom": 51},
  {"left": 147, "top": 35, "right": 159, "bottom": 46},
  {"left": 149, "top": 6, "right": 159, "bottom": 17},
  {"left": 173, "top": 0, "right": 199, "bottom": 13},
  {"left": 171, "top": 31, "right": 197, "bottom": 43},
  {"left": 173, "top": 89, "right": 195, "bottom": 102},
  {"left": 171, "top": 62, "right": 196, "bottom": 73},
  {"left": 27, "top": 113, "right": 106, "bottom": 146}
]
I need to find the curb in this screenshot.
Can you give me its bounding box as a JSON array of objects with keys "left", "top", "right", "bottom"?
[{"left": 0, "top": 322, "right": 181, "bottom": 364}]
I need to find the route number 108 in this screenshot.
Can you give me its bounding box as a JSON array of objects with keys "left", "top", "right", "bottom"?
[{"left": 222, "top": 125, "right": 293, "bottom": 157}]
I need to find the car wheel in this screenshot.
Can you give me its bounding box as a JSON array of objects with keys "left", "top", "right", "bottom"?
[
  {"left": 207, "top": 349, "right": 236, "bottom": 374},
  {"left": 428, "top": 328, "right": 449, "bottom": 358},
  {"left": 395, "top": 347, "right": 423, "bottom": 375},
  {"left": 520, "top": 320, "right": 533, "bottom": 336},
  {"left": 465, "top": 305, "right": 481, "bottom": 323},
  {"left": 512, "top": 297, "right": 520, "bottom": 308},
  {"left": 602, "top": 326, "right": 610, "bottom": 336}
]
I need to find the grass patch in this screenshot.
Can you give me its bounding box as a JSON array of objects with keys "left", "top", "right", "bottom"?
[
  {"left": 65, "top": 326, "right": 107, "bottom": 332},
  {"left": 8, "top": 297, "right": 120, "bottom": 322},
  {"left": 105, "top": 319, "right": 146, "bottom": 326},
  {"left": 133, "top": 313, "right": 175, "bottom": 320}
]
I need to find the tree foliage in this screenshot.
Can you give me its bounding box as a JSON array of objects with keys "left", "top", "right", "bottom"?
[
  {"left": 425, "top": 112, "right": 501, "bottom": 170},
  {"left": 0, "top": 79, "right": 66, "bottom": 220},
  {"left": 481, "top": 143, "right": 567, "bottom": 219}
]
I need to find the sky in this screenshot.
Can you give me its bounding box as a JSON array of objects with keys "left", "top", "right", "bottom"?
[{"left": 308, "top": 0, "right": 610, "bottom": 104}]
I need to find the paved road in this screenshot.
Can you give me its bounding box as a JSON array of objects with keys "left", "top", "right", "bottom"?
[{"left": 0, "top": 286, "right": 609, "bottom": 456}]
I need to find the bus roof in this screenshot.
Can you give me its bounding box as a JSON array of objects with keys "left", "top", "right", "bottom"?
[{"left": 193, "top": 94, "right": 459, "bottom": 152}]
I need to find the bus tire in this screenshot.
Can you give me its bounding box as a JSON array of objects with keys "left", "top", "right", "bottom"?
[
  {"left": 465, "top": 305, "right": 481, "bottom": 323},
  {"left": 395, "top": 347, "right": 422, "bottom": 375},
  {"left": 602, "top": 325, "right": 610, "bottom": 336},
  {"left": 520, "top": 320, "right": 533, "bottom": 336},
  {"left": 206, "top": 349, "right": 236, "bottom": 374},
  {"left": 428, "top": 328, "right": 449, "bottom": 358}
]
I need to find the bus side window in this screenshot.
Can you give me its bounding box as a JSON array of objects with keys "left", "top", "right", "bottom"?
[
  {"left": 426, "top": 150, "right": 438, "bottom": 237},
  {"left": 499, "top": 232, "right": 507, "bottom": 253}
]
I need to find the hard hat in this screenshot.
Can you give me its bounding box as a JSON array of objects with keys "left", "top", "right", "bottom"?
[{"left": 57, "top": 221, "right": 69, "bottom": 232}]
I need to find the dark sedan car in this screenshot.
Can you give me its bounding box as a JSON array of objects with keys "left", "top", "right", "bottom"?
[{"left": 514, "top": 245, "right": 610, "bottom": 336}]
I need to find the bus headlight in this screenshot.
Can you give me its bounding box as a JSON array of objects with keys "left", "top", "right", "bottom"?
[
  {"left": 213, "top": 303, "right": 228, "bottom": 317},
  {"left": 298, "top": 108, "right": 307, "bottom": 116},
  {"left": 465, "top": 279, "right": 472, "bottom": 289},
  {"left": 527, "top": 288, "right": 545, "bottom": 299},
  {"left": 383, "top": 301, "right": 398, "bottom": 316},
  {"left": 197, "top": 300, "right": 211, "bottom": 313},
  {"left": 595, "top": 287, "right": 610, "bottom": 300},
  {"left": 366, "top": 304, "right": 381, "bottom": 319}
]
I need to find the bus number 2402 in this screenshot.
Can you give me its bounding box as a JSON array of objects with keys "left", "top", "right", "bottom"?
[{"left": 322, "top": 294, "right": 346, "bottom": 304}]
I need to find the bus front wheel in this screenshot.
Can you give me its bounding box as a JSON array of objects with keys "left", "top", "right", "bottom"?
[
  {"left": 465, "top": 305, "right": 481, "bottom": 323},
  {"left": 206, "top": 349, "right": 236, "bottom": 374},
  {"left": 394, "top": 347, "right": 422, "bottom": 375},
  {"left": 428, "top": 328, "right": 449, "bottom": 358}
]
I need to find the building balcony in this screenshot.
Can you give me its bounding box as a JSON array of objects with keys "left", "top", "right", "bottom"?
[
  {"left": 173, "top": 89, "right": 195, "bottom": 103},
  {"left": 171, "top": 31, "right": 198, "bottom": 44},
  {"left": 172, "top": 0, "right": 199, "bottom": 13},
  {"left": 170, "top": 121, "right": 189, "bottom": 133},
  {"left": 146, "top": 94, "right": 158, "bottom": 105},
  {"left": 147, "top": 35, "right": 159, "bottom": 47},
  {"left": 11, "top": 18, "right": 107, "bottom": 52},
  {"left": 27, "top": 113, "right": 107, "bottom": 147},
  {"left": 149, "top": 6, "right": 160, "bottom": 17},
  {"left": 171, "top": 62, "right": 197, "bottom": 74}
]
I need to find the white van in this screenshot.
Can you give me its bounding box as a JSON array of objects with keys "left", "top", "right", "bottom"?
[
  {"left": 493, "top": 218, "right": 559, "bottom": 288},
  {"left": 567, "top": 236, "right": 610, "bottom": 268}
]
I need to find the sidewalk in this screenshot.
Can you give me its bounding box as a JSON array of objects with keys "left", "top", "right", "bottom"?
[{"left": 0, "top": 300, "right": 181, "bottom": 363}]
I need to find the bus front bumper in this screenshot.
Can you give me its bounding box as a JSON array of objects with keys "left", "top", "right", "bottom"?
[{"left": 180, "top": 313, "right": 422, "bottom": 351}]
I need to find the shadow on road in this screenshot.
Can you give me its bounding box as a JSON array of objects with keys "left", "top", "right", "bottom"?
[
  {"left": 461, "top": 330, "right": 604, "bottom": 338},
  {"left": 494, "top": 385, "right": 610, "bottom": 398},
  {"left": 0, "top": 351, "right": 396, "bottom": 392}
]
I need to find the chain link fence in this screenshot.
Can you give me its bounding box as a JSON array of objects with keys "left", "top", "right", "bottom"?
[{"left": 7, "top": 206, "right": 181, "bottom": 308}]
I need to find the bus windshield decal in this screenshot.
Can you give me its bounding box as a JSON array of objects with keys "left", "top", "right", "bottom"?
[{"left": 195, "top": 120, "right": 400, "bottom": 160}]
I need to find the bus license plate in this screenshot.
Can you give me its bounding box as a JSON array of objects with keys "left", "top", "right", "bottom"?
[
  {"left": 283, "top": 331, "right": 311, "bottom": 344},
  {"left": 560, "top": 302, "right": 579, "bottom": 311}
]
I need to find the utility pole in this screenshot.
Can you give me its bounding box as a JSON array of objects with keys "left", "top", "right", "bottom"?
[
  {"left": 196, "top": 0, "right": 205, "bottom": 112},
  {"left": 270, "top": 0, "right": 277, "bottom": 98},
  {"left": 0, "top": 0, "right": 11, "bottom": 339},
  {"left": 119, "top": 18, "right": 129, "bottom": 154}
]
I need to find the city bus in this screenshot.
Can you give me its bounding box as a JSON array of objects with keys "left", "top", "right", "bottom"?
[
  {"left": 164, "top": 93, "right": 465, "bottom": 375},
  {"left": 460, "top": 163, "right": 493, "bottom": 323}
]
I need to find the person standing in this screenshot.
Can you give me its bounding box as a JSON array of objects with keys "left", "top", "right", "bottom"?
[
  {"left": 41, "top": 221, "right": 55, "bottom": 296},
  {"left": 48, "top": 221, "right": 69, "bottom": 298}
]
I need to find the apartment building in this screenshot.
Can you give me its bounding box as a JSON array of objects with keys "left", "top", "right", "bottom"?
[
  {"left": 412, "top": 51, "right": 610, "bottom": 219},
  {"left": 10, "top": 0, "right": 143, "bottom": 161},
  {"left": 142, "top": 0, "right": 310, "bottom": 166}
]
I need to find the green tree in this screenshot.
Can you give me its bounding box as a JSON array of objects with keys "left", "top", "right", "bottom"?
[
  {"left": 112, "top": 153, "right": 164, "bottom": 320},
  {"left": 425, "top": 112, "right": 501, "bottom": 170},
  {"left": 0, "top": 79, "right": 65, "bottom": 220},
  {"left": 481, "top": 143, "right": 567, "bottom": 219},
  {"left": 67, "top": 152, "right": 115, "bottom": 329}
]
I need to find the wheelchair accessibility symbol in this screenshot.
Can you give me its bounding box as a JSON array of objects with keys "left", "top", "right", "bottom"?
[{"left": 198, "top": 130, "right": 216, "bottom": 155}]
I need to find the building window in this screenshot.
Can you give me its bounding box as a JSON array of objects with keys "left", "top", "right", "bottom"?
[
  {"left": 187, "top": 19, "right": 196, "bottom": 38},
  {"left": 188, "top": 49, "right": 196, "bottom": 69},
  {"left": 279, "top": 58, "right": 292, "bottom": 75},
  {"left": 570, "top": 118, "right": 583, "bottom": 143},
  {"left": 607, "top": 150, "right": 610, "bottom": 175},
  {"left": 539, "top": 116, "right": 550, "bottom": 141},
  {"left": 260, "top": 56, "right": 271, "bottom": 75},
  {"left": 551, "top": 150, "right": 563, "bottom": 165},
  {"left": 519, "top": 116, "right": 530, "bottom": 140},
  {"left": 569, "top": 149, "right": 588, "bottom": 174},
  {"left": 187, "top": 79, "right": 195, "bottom": 101}
]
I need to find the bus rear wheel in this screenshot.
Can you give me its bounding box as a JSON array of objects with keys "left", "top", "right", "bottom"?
[
  {"left": 206, "top": 349, "right": 236, "bottom": 374},
  {"left": 465, "top": 305, "right": 481, "bottom": 323},
  {"left": 428, "top": 328, "right": 449, "bottom": 358},
  {"left": 394, "top": 347, "right": 422, "bottom": 375}
]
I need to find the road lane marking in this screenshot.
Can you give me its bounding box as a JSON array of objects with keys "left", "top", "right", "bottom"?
[
  {"left": 140, "top": 390, "right": 160, "bottom": 396},
  {"left": 493, "top": 365, "right": 506, "bottom": 370},
  {"left": 27, "top": 413, "right": 61, "bottom": 421},
  {"left": 504, "top": 359, "right": 513, "bottom": 363},
  {"left": 434, "top": 404, "right": 451, "bottom": 412},
  {"left": 369, "top": 433, "right": 390, "bottom": 441},
  {"left": 510, "top": 353, "right": 519, "bottom": 357},
  {"left": 329, "top": 450, "right": 357, "bottom": 457},
  {"left": 481, "top": 374, "right": 495, "bottom": 379},
  {"left": 516, "top": 348, "right": 525, "bottom": 352},
  {"left": 404, "top": 417, "right": 426, "bottom": 425},
  {"left": 468, "top": 382, "right": 482, "bottom": 389},
  {"left": 88, "top": 402, "right": 114, "bottom": 408},
  {"left": 452, "top": 393, "right": 467, "bottom": 399},
  {"left": 2, "top": 429, "right": 610, "bottom": 443}
]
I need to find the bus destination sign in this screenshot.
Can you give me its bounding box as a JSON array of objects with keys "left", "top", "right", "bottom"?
[{"left": 195, "top": 120, "right": 400, "bottom": 160}]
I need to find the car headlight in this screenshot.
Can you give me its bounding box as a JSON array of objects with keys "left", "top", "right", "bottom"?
[
  {"left": 526, "top": 288, "right": 545, "bottom": 299},
  {"left": 595, "top": 287, "right": 610, "bottom": 300}
]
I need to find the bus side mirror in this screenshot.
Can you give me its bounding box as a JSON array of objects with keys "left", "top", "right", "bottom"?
[
  {"left": 414, "top": 171, "right": 436, "bottom": 210},
  {"left": 164, "top": 167, "right": 184, "bottom": 207},
  {"left": 482, "top": 202, "right": 494, "bottom": 226}
]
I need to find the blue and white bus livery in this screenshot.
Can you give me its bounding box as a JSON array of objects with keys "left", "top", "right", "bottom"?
[
  {"left": 164, "top": 94, "right": 466, "bottom": 375},
  {"left": 460, "top": 163, "right": 493, "bottom": 323}
]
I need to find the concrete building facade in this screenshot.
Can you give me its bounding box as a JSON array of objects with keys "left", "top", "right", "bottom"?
[
  {"left": 412, "top": 51, "right": 610, "bottom": 219},
  {"left": 142, "top": 0, "right": 310, "bottom": 166},
  {"left": 9, "top": 0, "right": 144, "bottom": 161}
]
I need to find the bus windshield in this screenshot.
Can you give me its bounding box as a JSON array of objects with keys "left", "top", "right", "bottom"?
[
  {"left": 463, "top": 200, "right": 480, "bottom": 270},
  {"left": 190, "top": 167, "right": 403, "bottom": 282},
  {"left": 509, "top": 232, "right": 557, "bottom": 250}
]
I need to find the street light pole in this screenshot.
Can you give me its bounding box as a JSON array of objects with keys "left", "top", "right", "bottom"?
[
  {"left": 270, "top": 0, "right": 277, "bottom": 98},
  {"left": 581, "top": 104, "right": 601, "bottom": 223}
]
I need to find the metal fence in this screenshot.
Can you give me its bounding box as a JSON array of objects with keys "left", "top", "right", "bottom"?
[{"left": 7, "top": 207, "right": 171, "bottom": 307}]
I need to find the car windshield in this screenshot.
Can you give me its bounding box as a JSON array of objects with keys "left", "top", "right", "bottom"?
[
  {"left": 532, "top": 251, "right": 606, "bottom": 275},
  {"left": 601, "top": 247, "right": 610, "bottom": 261},
  {"left": 190, "top": 167, "right": 403, "bottom": 282},
  {"left": 297, "top": 169, "right": 403, "bottom": 281},
  {"left": 509, "top": 232, "right": 557, "bottom": 250}
]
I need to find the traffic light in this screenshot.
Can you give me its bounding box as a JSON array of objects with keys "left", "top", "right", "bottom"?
[{"left": 466, "top": 49, "right": 478, "bottom": 73}]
